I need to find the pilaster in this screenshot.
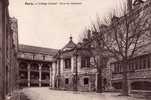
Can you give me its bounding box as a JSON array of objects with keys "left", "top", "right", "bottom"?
[
  {"left": 27, "top": 63, "right": 30, "bottom": 87},
  {"left": 49, "top": 65, "right": 52, "bottom": 87},
  {"left": 39, "top": 64, "right": 42, "bottom": 87}
]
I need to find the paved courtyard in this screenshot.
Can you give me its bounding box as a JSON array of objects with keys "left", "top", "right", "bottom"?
[{"left": 22, "top": 87, "right": 149, "bottom": 100}]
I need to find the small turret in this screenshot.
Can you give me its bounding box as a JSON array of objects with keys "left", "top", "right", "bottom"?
[
  {"left": 62, "top": 34, "right": 76, "bottom": 51},
  {"left": 69, "top": 35, "right": 72, "bottom": 41}
]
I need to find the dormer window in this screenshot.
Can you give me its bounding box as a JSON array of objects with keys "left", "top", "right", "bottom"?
[{"left": 64, "top": 58, "right": 71, "bottom": 69}]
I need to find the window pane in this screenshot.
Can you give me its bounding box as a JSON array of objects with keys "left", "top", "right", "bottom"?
[
  {"left": 84, "top": 78, "right": 89, "bottom": 85},
  {"left": 81, "top": 57, "right": 90, "bottom": 68},
  {"left": 65, "top": 78, "right": 69, "bottom": 84},
  {"left": 64, "top": 58, "right": 71, "bottom": 69}
]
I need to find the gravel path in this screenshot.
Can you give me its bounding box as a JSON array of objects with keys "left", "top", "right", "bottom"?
[{"left": 22, "top": 87, "right": 149, "bottom": 100}]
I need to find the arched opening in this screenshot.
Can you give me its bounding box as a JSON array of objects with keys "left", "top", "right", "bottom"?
[
  {"left": 41, "top": 83, "right": 49, "bottom": 87},
  {"left": 112, "top": 82, "right": 122, "bottom": 90},
  {"left": 30, "top": 63, "right": 39, "bottom": 86},
  {"left": 42, "top": 64, "right": 50, "bottom": 71},
  {"left": 30, "top": 83, "right": 39, "bottom": 87},
  {"left": 19, "top": 83, "right": 28, "bottom": 88},
  {"left": 131, "top": 81, "right": 151, "bottom": 90},
  {"left": 31, "top": 63, "right": 39, "bottom": 71},
  {"left": 19, "top": 62, "right": 28, "bottom": 70}
]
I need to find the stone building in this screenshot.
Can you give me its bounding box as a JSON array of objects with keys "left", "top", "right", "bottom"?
[
  {"left": 73, "top": 0, "right": 151, "bottom": 93},
  {"left": 0, "top": 0, "right": 19, "bottom": 99},
  {"left": 52, "top": 36, "right": 111, "bottom": 92},
  {"left": 17, "top": 44, "right": 58, "bottom": 88},
  {"left": 6, "top": 17, "right": 19, "bottom": 95},
  {"left": 109, "top": 0, "right": 151, "bottom": 93},
  {"left": 0, "top": 0, "right": 9, "bottom": 99},
  {"left": 111, "top": 42, "right": 151, "bottom": 92}
]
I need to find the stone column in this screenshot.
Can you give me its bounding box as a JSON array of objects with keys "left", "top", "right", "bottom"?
[
  {"left": 57, "top": 59, "right": 61, "bottom": 88},
  {"left": 50, "top": 65, "right": 52, "bottom": 87},
  {"left": 95, "top": 72, "right": 98, "bottom": 91},
  {"left": 128, "top": 80, "right": 131, "bottom": 94},
  {"left": 39, "top": 64, "right": 42, "bottom": 87},
  {"left": 27, "top": 63, "right": 30, "bottom": 87}
]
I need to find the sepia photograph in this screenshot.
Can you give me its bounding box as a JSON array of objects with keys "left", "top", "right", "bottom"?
[{"left": 0, "top": 0, "right": 151, "bottom": 100}]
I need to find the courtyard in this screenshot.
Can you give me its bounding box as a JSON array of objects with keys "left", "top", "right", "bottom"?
[{"left": 22, "top": 87, "right": 150, "bottom": 100}]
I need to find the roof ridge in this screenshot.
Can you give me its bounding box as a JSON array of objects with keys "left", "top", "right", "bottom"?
[{"left": 19, "top": 44, "right": 58, "bottom": 51}]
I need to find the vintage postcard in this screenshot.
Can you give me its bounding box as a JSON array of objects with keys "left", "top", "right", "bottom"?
[{"left": 0, "top": 0, "right": 151, "bottom": 100}]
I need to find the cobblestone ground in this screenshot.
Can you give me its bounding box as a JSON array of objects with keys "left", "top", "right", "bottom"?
[{"left": 22, "top": 87, "right": 149, "bottom": 100}]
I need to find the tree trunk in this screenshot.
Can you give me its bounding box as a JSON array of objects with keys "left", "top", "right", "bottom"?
[
  {"left": 122, "top": 61, "right": 129, "bottom": 96},
  {"left": 96, "top": 56, "right": 103, "bottom": 93},
  {"left": 96, "top": 73, "right": 103, "bottom": 93}
]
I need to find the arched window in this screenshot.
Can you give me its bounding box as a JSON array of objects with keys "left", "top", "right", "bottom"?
[
  {"left": 19, "top": 62, "right": 28, "bottom": 70},
  {"left": 112, "top": 82, "right": 122, "bottom": 89},
  {"left": 42, "top": 64, "right": 50, "bottom": 71},
  {"left": 31, "top": 63, "right": 39, "bottom": 70},
  {"left": 131, "top": 81, "right": 151, "bottom": 90}
]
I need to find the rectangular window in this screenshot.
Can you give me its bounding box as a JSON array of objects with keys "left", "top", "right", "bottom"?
[
  {"left": 65, "top": 78, "right": 69, "bottom": 84},
  {"left": 148, "top": 55, "right": 150, "bottom": 68},
  {"left": 64, "top": 58, "right": 71, "bottom": 69},
  {"left": 135, "top": 59, "right": 138, "bottom": 70},
  {"left": 128, "top": 61, "right": 132, "bottom": 71},
  {"left": 118, "top": 63, "right": 120, "bottom": 73},
  {"left": 83, "top": 78, "right": 89, "bottom": 85},
  {"left": 131, "top": 61, "right": 135, "bottom": 70},
  {"left": 81, "top": 57, "right": 90, "bottom": 68},
  {"left": 138, "top": 57, "right": 141, "bottom": 70},
  {"left": 114, "top": 63, "right": 117, "bottom": 73},
  {"left": 139, "top": 57, "right": 142, "bottom": 69},
  {"left": 143, "top": 57, "right": 146, "bottom": 69}
]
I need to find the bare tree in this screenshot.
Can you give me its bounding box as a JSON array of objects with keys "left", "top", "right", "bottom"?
[
  {"left": 90, "top": 2, "right": 151, "bottom": 95},
  {"left": 79, "top": 0, "right": 151, "bottom": 95},
  {"left": 78, "top": 28, "right": 109, "bottom": 93}
]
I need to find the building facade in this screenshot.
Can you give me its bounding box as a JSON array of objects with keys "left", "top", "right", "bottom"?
[
  {"left": 0, "top": 0, "right": 19, "bottom": 99},
  {"left": 111, "top": 42, "right": 151, "bottom": 92},
  {"left": 16, "top": 0, "right": 151, "bottom": 94},
  {"left": 0, "top": 0, "right": 9, "bottom": 99},
  {"left": 52, "top": 37, "right": 112, "bottom": 92},
  {"left": 6, "top": 17, "right": 19, "bottom": 95},
  {"left": 17, "top": 45, "right": 58, "bottom": 88},
  {"left": 110, "top": 0, "right": 151, "bottom": 93}
]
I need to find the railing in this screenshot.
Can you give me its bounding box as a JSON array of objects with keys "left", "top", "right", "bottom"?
[
  {"left": 18, "top": 79, "right": 28, "bottom": 83},
  {"left": 41, "top": 80, "right": 50, "bottom": 83},
  {"left": 19, "top": 68, "right": 28, "bottom": 71},
  {"left": 41, "top": 68, "right": 50, "bottom": 72},
  {"left": 30, "top": 69, "right": 39, "bottom": 72},
  {"left": 30, "top": 79, "right": 39, "bottom": 83}
]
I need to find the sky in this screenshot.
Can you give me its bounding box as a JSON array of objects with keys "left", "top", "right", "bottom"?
[{"left": 9, "top": 0, "right": 125, "bottom": 49}]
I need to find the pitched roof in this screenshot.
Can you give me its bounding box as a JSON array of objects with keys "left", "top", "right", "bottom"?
[
  {"left": 19, "top": 44, "right": 58, "bottom": 56},
  {"left": 62, "top": 36, "right": 76, "bottom": 50}
]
